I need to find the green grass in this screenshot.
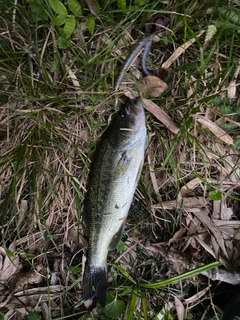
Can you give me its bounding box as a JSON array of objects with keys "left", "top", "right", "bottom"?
[{"left": 0, "top": 0, "right": 240, "bottom": 319}]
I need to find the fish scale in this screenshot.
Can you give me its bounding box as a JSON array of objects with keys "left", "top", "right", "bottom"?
[{"left": 82, "top": 97, "right": 146, "bottom": 306}]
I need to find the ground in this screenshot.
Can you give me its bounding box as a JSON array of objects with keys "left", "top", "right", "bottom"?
[{"left": 0, "top": 0, "right": 240, "bottom": 319}]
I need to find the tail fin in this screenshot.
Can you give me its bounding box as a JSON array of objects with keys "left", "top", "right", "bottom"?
[{"left": 82, "top": 264, "right": 108, "bottom": 307}]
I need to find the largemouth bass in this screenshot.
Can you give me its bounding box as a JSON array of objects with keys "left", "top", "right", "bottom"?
[{"left": 82, "top": 97, "right": 146, "bottom": 306}]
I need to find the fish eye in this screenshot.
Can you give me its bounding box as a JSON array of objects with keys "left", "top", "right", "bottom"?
[{"left": 120, "top": 109, "right": 127, "bottom": 118}]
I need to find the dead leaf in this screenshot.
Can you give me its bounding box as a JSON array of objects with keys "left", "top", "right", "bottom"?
[
  {"left": 175, "top": 296, "right": 185, "bottom": 320},
  {"left": 214, "top": 220, "right": 240, "bottom": 228},
  {"left": 147, "top": 154, "right": 159, "bottom": 195},
  {"left": 50, "top": 258, "right": 61, "bottom": 285},
  {"left": 197, "top": 115, "right": 233, "bottom": 145},
  {"left": 193, "top": 211, "right": 229, "bottom": 263},
  {"left": 4, "top": 309, "right": 27, "bottom": 320},
  {"left": 65, "top": 64, "right": 81, "bottom": 90},
  {"left": 213, "top": 220, "right": 240, "bottom": 241},
  {"left": 0, "top": 242, "right": 21, "bottom": 283},
  {"left": 85, "top": 0, "right": 98, "bottom": 16},
  {"left": 194, "top": 235, "right": 216, "bottom": 259},
  {"left": 184, "top": 287, "right": 209, "bottom": 306},
  {"left": 41, "top": 302, "right": 49, "bottom": 320},
  {"left": 7, "top": 285, "right": 64, "bottom": 308},
  {"left": 224, "top": 154, "right": 240, "bottom": 182},
  {"left": 213, "top": 200, "right": 221, "bottom": 219},
  {"left": 220, "top": 200, "right": 233, "bottom": 220},
  {"left": 17, "top": 200, "right": 28, "bottom": 229},
  {"left": 181, "top": 197, "right": 208, "bottom": 209},
  {"left": 0, "top": 268, "right": 44, "bottom": 308},
  {"left": 168, "top": 228, "right": 186, "bottom": 245},
  {"left": 162, "top": 30, "right": 205, "bottom": 69},
  {"left": 153, "top": 197, "right": 207, "bottom": 212},
  {"left": 143, "top": 98, "right": 179, "bottom": 134},
  {"left": 178, "top": 177, "right": 215, "bottom": 202},
  {"left": 227, "top": 62, "right": 240, "bottom": 99},
  {"left": 227, "top": 80, "right": 237, "bottom": 100}
]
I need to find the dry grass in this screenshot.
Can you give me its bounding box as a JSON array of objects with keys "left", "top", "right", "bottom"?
[{"left": 0, "top": 0, "right": 240, "bottom": 319}]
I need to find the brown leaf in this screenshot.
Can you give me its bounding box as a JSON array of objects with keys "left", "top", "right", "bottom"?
[
  {"left": 162, "top": 30, "right": 205, "bottom": 69},
  {"left": 227, "top": 62, "right": 240, "bottom": 99},
  {"left": 143, "top": 98, "right": 179, "bottom": 134},
  {"left": 7, "top": 285, "right": 64, "bottom": 308},
  {"left": 184, "top": 287, "right": 209, "bottom": 306},
  {"left": 153, "top": 197, "right": 207, "bottom": 212},
  {"left": 175, "top": 296, "right": 185, "bottom": 320},
  {"left": 227, "top": 80, "right": 237, "bottom": 100},
  {"left": 168, "top": 228, "right": 186, "bottom": 245},
  {"left": 193, "top": 211, "right": 229, "bottom": 261},
  {"left": 197, "top": 115, "right": 233, "bottom": 145},
  {"left": 65, "top": 64, "right": 81, "bottom": 90},
  {"left": 0, "top": 243, "right": 21, "bottom": 283},
  {"left": 147, "top": 154, "right": 159, "bottom": 195},
  {"left": 85, "top": 0, "right": 98, "bottom": 16},
  {"left": 178, "top": 177, "right": 215, "bottom": 202}
]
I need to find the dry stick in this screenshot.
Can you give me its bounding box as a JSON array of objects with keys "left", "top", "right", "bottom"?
[{"left": 161, "top": 30, "right": 205, "bottom": 69}]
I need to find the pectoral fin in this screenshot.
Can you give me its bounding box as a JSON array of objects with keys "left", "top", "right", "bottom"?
[{"left": 114, "top": 152, "right": 132, "bottom": 178}]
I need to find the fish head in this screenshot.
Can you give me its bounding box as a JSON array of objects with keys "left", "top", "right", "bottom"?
[{"left": 109, "top": 98, "right": 146, "bottom": 150}]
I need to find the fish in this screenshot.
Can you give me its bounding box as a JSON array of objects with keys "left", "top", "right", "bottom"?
[
  {"left": 82, "top": 97, "right": 147, "bottom": 307},
  {"left": 222, "top": 294, "right": 240, "bottom": 320}
]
